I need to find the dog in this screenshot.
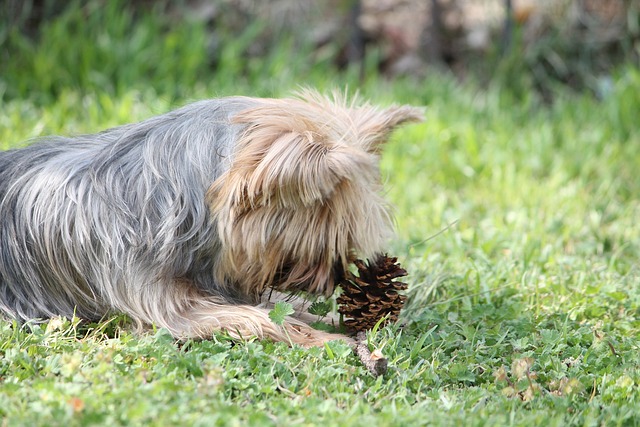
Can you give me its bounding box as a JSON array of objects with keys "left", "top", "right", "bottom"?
[{"left": 0, "top": 91, "right": 422, "bottom": 347}]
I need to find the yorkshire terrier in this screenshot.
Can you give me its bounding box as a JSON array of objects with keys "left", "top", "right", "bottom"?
[{"left": 0, "top": 91, "right": 422, "bottom": 347}]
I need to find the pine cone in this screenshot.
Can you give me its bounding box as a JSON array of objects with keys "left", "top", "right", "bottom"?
[{"left": 337, "top": 254, "right": 408, "bottom": 332}]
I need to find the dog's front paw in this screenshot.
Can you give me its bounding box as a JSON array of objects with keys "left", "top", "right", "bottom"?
[{"left": 287, "top": 323, "right": 355, "bottom": 348}]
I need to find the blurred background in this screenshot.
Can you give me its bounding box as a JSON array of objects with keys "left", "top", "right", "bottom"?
[{"left": 1, "top": 0, "right": 638, "bottom": 104}]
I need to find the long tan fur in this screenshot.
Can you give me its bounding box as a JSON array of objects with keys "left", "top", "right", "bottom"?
[{"left": 207, "top": 92, "right": 423, "bottom": 304}]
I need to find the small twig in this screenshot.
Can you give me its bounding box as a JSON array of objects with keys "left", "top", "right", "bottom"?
[
  {"left": 589, "top": 377, "right": 597, "bottom": 403},
  {"left": 427, "top": 282, "right": 515, "bottom": 306},
  {"left": 525, "top": 368, "right": 536, "bottom": 396},
  {"left": 355, "top": 331, "right": 388, "bottom": 377},
  {"left": 409, "top": 219, "right": 459, "bottom": 248}
]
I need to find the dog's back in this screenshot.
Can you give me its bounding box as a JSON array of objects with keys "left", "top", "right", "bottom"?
[{"left": 0, "top": 98, "right": 256, "bottom": 321}]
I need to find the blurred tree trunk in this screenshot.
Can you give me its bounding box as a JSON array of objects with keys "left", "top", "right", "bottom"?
[
  {"left": 419, "top": 0, "right": 445, "bottom": 65},
  {"left": 346, "top": 0, "right": 366, "bottom": 80},
  {"left": 501, "top": 0, "right": 514, "bottom": 55},
  {"left": 421, "top": 0, "right": 445, "bottom": 64}
]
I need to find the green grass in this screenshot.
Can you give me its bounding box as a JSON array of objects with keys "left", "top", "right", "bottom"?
[{"left": 2, "top": 3, "right": 640, "bottom": 426}]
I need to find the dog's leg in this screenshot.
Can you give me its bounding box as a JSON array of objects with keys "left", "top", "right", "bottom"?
[
  {"left": 127, "top": 283, "right": 352, "bottom": 347},
  {"left": 175, "top": 300, "right": 352, "bottom": 348},
  {"left": 259, "top": 291, "right": 342, "bottom": 327}
]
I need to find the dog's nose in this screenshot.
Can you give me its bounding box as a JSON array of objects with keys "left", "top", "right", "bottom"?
[{"left": 332, "top": 258, "right": 347, "bottom": 284}]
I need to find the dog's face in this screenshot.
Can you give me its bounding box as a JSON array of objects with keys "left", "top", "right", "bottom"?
[{"left": 208, "top": 92, "right": 423, "bottom": 299}]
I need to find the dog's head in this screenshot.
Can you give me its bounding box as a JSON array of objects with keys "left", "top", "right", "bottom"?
[{"left": 207, "top": 91, "right": 423, "bottom": 299}]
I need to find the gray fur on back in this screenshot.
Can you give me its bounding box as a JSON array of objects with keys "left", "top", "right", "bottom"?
[{"left": 0, "top": 97, "right": 256, "bottom": 321}]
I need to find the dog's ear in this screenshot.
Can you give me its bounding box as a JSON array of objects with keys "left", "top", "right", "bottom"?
[
  {"left": 291, "top": 89, "right": 424, "bottom": 154},
  {"left": 208, "top": 97, "right": 423, "bottom": 213},
  {"left": 208, "top": 112, "right": 374, "bottom": 211},
  {"left": 288, "top": 89, "right": 424, "bottom": 154},
  {"left": 237, "top": 130, "right": 372, "bottom": 207},
  {"left": 350, "top": 104, "right": 425, "bottom": 154}
]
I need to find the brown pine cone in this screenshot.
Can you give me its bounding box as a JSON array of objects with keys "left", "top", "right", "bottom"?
[{"left": 337, "top": 254, "right": 408, "bottom": 332}]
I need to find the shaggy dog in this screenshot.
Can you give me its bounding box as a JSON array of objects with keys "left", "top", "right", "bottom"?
[{"left": 0, "top": 91, "right": 421, "bottom": 346}]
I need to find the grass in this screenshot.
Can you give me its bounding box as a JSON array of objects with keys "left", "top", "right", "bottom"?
[{"left": 2, "top": 3, "right": 640, "bottom": 426}]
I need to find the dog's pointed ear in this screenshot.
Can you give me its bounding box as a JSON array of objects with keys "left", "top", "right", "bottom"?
[
  {"left": 208, "top": 109, "right": 374, "bottom": 213},
  {"left": 352, "top": 104, "right": 425, "bottom": 154},
  {"left": 238, "top": 130, "right": 372, "bottom": 207}
]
